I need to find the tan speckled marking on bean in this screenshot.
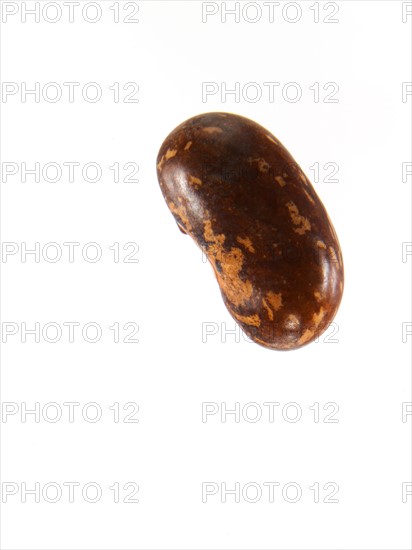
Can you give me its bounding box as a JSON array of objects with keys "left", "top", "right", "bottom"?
[
  {"left": 299, "top": 171, "right": 308, "bottom": 186},
  {"left": 236, "top": 236, "right": 255, "bottom": 253},
  {"left": 298, "top": 328, "right": 314, "bottom": 345},
  {"left": 275, "top": 176, "right": 287, "bottom": 187},
  {"left": 248, "top": 157, "right": 270, "bottom": 173},
  {"left": 262, "top": 298, "right": 274, "bottom": 320},
  {"left": 204, "top": 219, "right": 225, "bottom": 246},
  {"left": 312, "top": 307, "right": 325, "bottom": 326},
  {"left": 266, "top": 291, "right": 282, "bottom": 312},
  {"left": 189, "top": 175, "right": 202, "bottom": 187},
  {"left": 262, "top": 291, "right": 283, "bottom": 321},
  {"left": 233, "top": 312, "right": 261, "bottom": 327},
  {"left": 203, "top": 127, "right": 223, "bottom": 134},
  {"left": 168, "top": 201, "right": 192, "bottom": 231},
  {"left": 204, "top": 220, "right": 252, "bottom": 307},
  {"left": 303, "top": 189, "right": 315, "bottom": 204},
  {"left": 286, "top": 202, "right": 311, "bottom": 235},
  {"left": 157, "top": 148, "right": 177, "bottom": 171}
]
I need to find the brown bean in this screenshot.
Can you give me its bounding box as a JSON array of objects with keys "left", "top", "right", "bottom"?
[{"left": 156, "top": 112, "right": 343, "bottom": 350}]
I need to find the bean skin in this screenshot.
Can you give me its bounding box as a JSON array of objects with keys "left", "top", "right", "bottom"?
[{"left": 156, "top": 112, "right": 343, "bottom": 350}]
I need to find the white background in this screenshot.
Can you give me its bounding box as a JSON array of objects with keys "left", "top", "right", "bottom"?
[{"left": 0, "top": 1, "right": 411, "bottom": 549}]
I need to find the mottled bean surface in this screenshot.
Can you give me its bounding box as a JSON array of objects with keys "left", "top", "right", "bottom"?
[{"left": 156, "top": 112, "right": 343, "bottom": 350}]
